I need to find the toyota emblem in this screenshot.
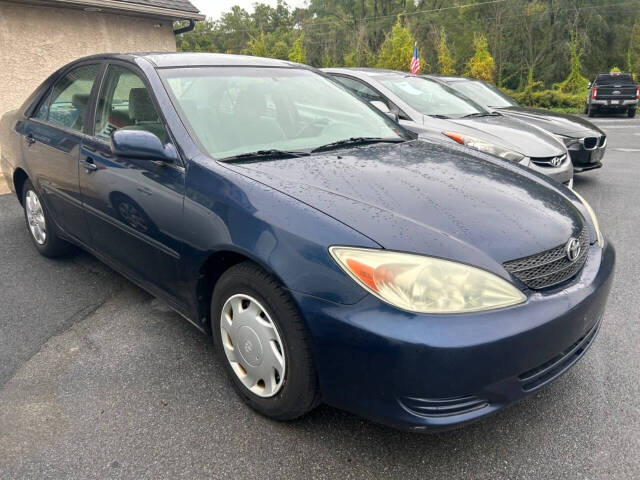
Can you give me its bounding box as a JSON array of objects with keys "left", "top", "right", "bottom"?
[{"left": 565, "top": 237, "right": 581, "bottom": 262}]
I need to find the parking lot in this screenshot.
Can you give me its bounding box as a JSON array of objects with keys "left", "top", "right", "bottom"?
[{"left": 0, "top": 115, "right": 638, "bottom": 479}]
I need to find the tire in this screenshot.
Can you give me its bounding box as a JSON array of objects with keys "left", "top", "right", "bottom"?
[
  {"left": 211, "top": 261, "right": 320, "bottom": 420},
  {"left": 583, "top": 103, "right": 589, "bottom": 114},
  {"left": 628, "top": 108, "right": 636, "bottom": 118},
  {"left": 21, "top": 179, "right": 72, "bottom": 257},
  {"left": 587, "top": 104, "right": 596, "bottom": 117}
]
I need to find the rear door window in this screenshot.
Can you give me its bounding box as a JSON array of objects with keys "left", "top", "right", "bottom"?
[{"left": 41, "top": 64, "right": 101, "bottom": 132}]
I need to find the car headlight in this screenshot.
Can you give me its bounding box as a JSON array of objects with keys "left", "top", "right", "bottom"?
[
  {"left": 329, "top": 247, "right": 526, "bottom": 314},
  {"left": 554, "top": 134, "right": 582, "bottom": 148},
  {"left": 443, "top": 131, "right": 525, "bottom": 163},
  {"left": 571, "top": 190, "right": 604, "bottom": 247}
]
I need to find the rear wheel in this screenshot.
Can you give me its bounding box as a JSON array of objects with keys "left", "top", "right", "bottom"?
[
  {"left": 211, "top": 262, "right": 320, "bottom": 420},
  {"left": 628, "top": 108, "right": 636, "bottom": 118},
  {"left": 587, "top": 104, "right": 596, "bottom": 117},
  {"left": 22, "top": 179, "right": 72, "bottom": 257}
]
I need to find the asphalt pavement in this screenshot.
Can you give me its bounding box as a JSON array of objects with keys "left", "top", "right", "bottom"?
[{"left": 0, "top": 115, "right": 638, "bottom": 479}]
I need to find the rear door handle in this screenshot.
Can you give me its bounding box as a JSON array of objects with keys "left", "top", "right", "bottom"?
[{"left": 80, "top": 157, "right": 98, "bottom": 172}]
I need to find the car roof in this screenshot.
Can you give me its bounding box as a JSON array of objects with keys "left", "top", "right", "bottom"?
[
  {"left": 64, "top": 52, "right": 305, "bottom": 69},
  {"left": 323, "top": 67, "right": 409, "bottom": 77},
  {"left": 425, "top": 75, "right": 470, "bottom": 82}
]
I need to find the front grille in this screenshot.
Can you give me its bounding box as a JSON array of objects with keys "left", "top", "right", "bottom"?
[
  {"left": 399, "top": 395, "right": 488, "bottom": 418},
  {"left": 582, "top": 137, "right": 598, "bottom": 150},
  {"left": 599, "top": 135, "right": 607, "bottom": 147},
  {"left": 518, "top": 319, "right": 600, "bottom": 392},
  {"left": 530, "top": 153, "right": 567, "bottom": 167},
  {"left": 503, "top": 227, "right": 590, "bottom": 290}
]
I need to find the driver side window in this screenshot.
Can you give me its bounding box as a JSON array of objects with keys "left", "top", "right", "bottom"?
[{"left": 95, "top": 65, "right": 166, "bottom": 142}]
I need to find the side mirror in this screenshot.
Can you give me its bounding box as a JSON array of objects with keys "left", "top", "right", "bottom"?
[
  {"left": 587, "top": 82, "right": 592, "bottom": 89},
  {"left": 110, "top": 129, "right": 178, "bottom": 163},
  {"left": 370, "top": 100, "right": 400, "bottom": 122}
]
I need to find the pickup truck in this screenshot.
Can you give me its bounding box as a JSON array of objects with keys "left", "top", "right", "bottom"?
[{"left": 585, "top": 72, "right": 639, "bottom": 117}]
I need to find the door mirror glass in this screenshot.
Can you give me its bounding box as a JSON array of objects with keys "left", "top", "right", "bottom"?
[
  {"left": 110, "top": 129, "right": 178, "bottom": 162},
  {"left": 370, "top": 100, "right": 390, "bottom": 114},
  {"left": 370, "top": 100, "right": 399, "bottom": 122}
]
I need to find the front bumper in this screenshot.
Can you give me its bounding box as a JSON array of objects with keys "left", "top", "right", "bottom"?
[
  {"left": 566, "top": 138, "right": 606, "bottom": 172},
  {"left": 527, "top": 156, "right": 573, "bottom": 185},
  {"left": 294, "top": 241, "right": 615, "bottom": 431}
]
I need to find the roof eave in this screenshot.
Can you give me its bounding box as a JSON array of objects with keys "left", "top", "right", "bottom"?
[{"left": 12, "top": 0, "right": 205, "bottom": 21}]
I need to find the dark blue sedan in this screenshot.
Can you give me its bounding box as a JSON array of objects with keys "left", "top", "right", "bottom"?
[{"left": 0, "top": 53, "right": 614, "bottom": 431}]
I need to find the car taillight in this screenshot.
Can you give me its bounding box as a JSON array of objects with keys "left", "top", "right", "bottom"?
[
  {"left": 636, "top": 87, "right": 639, "bottom": 99},
  {"left": 592, "top": 88, "right": 598, "bottom": 99}
]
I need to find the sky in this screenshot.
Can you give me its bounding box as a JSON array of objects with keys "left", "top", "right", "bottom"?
[{"left": 190, "top": 0, "right": 308, "bottom": 21}]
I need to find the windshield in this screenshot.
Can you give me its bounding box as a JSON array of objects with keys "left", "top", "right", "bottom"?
[
  {"left": 160, "top": 67, "right": 405, "bottom": 159},
  {"left": 377, "top": 75, "right": 488, "bottom": 118},
  {"left": 449, "top": 80, "right": 519, "bottom": 108}
]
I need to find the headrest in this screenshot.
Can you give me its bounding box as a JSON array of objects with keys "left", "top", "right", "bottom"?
[
  {"left": 129, "top": 88, "right": 157, "bottom": 122},
  {"left": 72, "top": 94, "right": 89, "bottom": 109}
]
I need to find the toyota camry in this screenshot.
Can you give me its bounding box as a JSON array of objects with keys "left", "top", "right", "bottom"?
[{"left": 0, "top": 53, "right": 614, "bottom": 431}]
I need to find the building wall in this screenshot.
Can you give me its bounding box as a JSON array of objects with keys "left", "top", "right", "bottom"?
[{"left": 0, "top": 2, "right": 177, "bottom": 120}]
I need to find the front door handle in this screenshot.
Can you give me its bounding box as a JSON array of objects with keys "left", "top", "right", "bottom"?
[
  {"left": 80, "top": 157, "right": 98, "bottom": 172},
  {"left": 25, "top": 134, "right": 36, "bottom": 145}
]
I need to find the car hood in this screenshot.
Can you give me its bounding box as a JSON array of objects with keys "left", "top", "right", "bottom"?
[
  {"left": 497, "top": 106, "right": 605, "bottom": 137},
  {"left": 222, "top": 141, "right": 585, "bottom": 277},
  {"left": 439, "top": 114, "right": 567, "bottom": 158}
]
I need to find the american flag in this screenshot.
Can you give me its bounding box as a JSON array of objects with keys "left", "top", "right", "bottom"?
[{"left": 410, "top": 42, "right": 420, "bottom": 74}]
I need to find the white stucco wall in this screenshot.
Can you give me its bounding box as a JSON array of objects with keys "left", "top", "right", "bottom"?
[{"left": 0, "top": 2, "right": 177, "bottom": 119}]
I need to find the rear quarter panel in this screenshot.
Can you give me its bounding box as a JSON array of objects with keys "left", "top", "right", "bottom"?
[{"left": 0, "top": 109, "right": 24, "bottom": 194}]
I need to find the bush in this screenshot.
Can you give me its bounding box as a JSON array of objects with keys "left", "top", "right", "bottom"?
[{"left": 506, "top": 88, "right": 585, "bottom": 112}]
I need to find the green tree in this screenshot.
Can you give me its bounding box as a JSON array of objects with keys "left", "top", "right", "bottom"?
[
  {"left": 437, "top": 28, "right": 456, "bottom": 75},
  {"left": 248, "top": 31, "right": 268, "bottom": 57},
  {"left": 270, "top": 40, "right": 290, "bottom": 60},
  {"left": 321, "top": 48, "right": 334, "bottom": 67},
  {"left": 466, "top": 33, "right": 495, "bottom": 82},
  {"left": 628, "top": 19, "right": 640, "bottom": 79},
  {"left": 376, "top": 17, "right": 418, "bottom": 72},
  {"left": 554, "top": 35, "right": 588, "bottom": 93},
  {"left": 288, "top": 34, "right": 307, "bottom": 63}
]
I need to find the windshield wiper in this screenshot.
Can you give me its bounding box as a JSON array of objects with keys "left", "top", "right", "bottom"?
[
  {"left": 462, "top": 112, "right": 500, "bottom": 118},
  {"left": 220, "top": 149, "right": 310, "bottom": 162},
  {"left": 428, "top": 114, "right": 450, "bottom": 119},
  {"left": 311, "top": 137, "right": 405, "bottom": 153}
]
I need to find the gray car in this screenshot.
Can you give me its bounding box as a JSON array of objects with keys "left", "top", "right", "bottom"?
[
  {"left": 428, "top": 75, "right": 607, "bottom": 173},
  {"left": 323, "top": 68, "right": 573, "bottom": 187}
]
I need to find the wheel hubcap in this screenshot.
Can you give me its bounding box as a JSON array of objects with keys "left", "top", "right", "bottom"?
[
  {"left": 220, "top": 294, "right": 286, "bottom": 397},
  {"left": 25, "top": 190, "right": 46, "bottom": 245}
]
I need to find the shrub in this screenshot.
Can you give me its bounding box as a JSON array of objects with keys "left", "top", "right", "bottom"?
[{"left": 506, "top": 88, "right": 585, "bottom": 111}]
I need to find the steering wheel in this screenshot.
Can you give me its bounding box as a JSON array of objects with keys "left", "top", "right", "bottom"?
[
  {"left": 298, "top": 118, "right": 330, "bottom": 138},
  {"left": 299, "top": 120, "right": 356, "bottom": 139}
]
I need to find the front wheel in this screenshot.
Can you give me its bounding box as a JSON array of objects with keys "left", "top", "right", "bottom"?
[
  {"left": 22, "top": 179, "right": 72, "bottom": 257},
  {"left": 211, "top": 262, "right": 320, "bottom": 420},
  {"left": 628, "top": 108, "right": 636, "bottom": 118}
]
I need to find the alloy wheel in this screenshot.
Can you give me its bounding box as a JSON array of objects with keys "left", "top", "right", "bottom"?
[{"left": 25, "top": 190, "right": 46, "bottom": 245}]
